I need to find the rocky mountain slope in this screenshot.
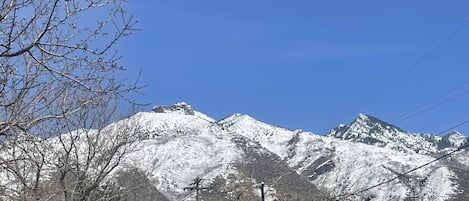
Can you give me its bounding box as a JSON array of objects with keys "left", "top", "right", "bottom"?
[
  {"left": 328, "top": 113, "right": 467, "bottom": 154},
  {"left": 2, "top": 102, "right": 468, "bottom": 201},
  {"left": 119, "top": 103, "right": 468, "bottom": 201}
]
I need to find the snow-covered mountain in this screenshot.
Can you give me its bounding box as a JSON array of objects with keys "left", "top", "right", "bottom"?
[
  {"left": 117, "top": 103, "right": 469, "bottom": 201},
  {"left": 2, "top": 102, "right": 468, "bottom": 201},
  {"left": 327, "top": 113, "right": 467, "bottom": 154}
]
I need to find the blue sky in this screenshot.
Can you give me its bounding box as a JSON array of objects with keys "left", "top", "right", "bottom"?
[{"left": 118, "top": 1, "right": 469, "bottom": 135}]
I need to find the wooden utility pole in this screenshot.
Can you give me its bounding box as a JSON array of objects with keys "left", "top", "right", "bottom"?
[
  {"left": 259, "top": 182, "right": 265, "bottom": 201},
  {"left": 184, "top": 177, "right": 210, "bottom": 201}
]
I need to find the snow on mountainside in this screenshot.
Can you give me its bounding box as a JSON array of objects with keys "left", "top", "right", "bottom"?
[
  {"left": 440, "top": 131, "right": 467, "bottom": 150},
  {"left": 313, "top": 140, "right": 457, "bottom": 201},
  {"left": 327, "top": 113, "right": 467, "bottom": 154},
  {"left": 1, "top": 102, "right": 468, "bottom": 201},
  {"left": 217, "top": 113, "right": 335, "bottom": 175},
  {"left": 218, "top": 113, "right": 298, "bottom": 160},
  {"left": 121, "top": 105, "right": 240, "bottom": 200},
  {"left": 86, "top": 104, "right": 469, "bottom": 200},
  {"left": 220, "top": 112, "right": 461, "bottom": 201}
]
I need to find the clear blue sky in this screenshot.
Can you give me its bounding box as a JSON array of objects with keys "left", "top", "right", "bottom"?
[{"left": 118, "top": 1, "right": 469, "bottom": 135}]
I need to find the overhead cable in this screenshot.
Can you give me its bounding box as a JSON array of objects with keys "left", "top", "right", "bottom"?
[
  {"left": 327, "top": 19, "right": 469, "bottom": 133},
  {"left": 332, "top": 118, "right": 469, "bottom": 200}
]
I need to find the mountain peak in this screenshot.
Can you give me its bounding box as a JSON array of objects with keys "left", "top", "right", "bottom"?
[
  {"left": 327, "top": 114, "right": 468, "bottom": 153},
  {"left": 220, "top": 113, "right": 251, "bottom": 122},
  {"left": 328, "top": 113, "right": 419, "bottom": 151},
  {"left": 329, "top": 113, "right": 405, "bottom": 138},
  {"left": 440, "top": 130, "right": 467, "bottom": 148},
  {"left": 448, "top": 130, "right": 463, "bottom": 136},
  {"left": 353, "top": 113, "right": 405, "bottom": 133},
  {"left": 152, "top": 102, "right": 195, "bottom": 115},
  {"left": 218, "top": 113, "right": 257, "bottom": 128},
  {"left": 356, "top": 113, "right": 368, "bottom": 120}
]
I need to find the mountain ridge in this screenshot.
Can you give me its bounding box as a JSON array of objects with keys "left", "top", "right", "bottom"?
[
  {"left": 136, "top": 102, "right": 467, "bottom": 200},
  {"left": 327, "top": 113, "right": 467, "bottom": 154},
  {"left": 2, "top": 102, "right": 467, "bottom": 201}
]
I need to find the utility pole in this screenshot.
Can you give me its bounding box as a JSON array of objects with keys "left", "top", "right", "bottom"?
[
  {"left": 259, "top": 182, "right": 265, "bottom": 201},
  {"left": 184, "top": 177, "right": 210, "bottom": 201}
]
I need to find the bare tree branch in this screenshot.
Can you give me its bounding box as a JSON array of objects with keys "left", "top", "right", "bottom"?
[{"left": 0, "top": 0, "right": 146, "bottom": 200}]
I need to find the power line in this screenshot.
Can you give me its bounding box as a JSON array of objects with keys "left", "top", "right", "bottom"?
[
  {"left": 393, "top": 89, "right": 469, "bottom": 124},
  {"left": 332, "top": 118, "right": 469, "bottom": 200},
  {"left": 391, "top": 80, "right": 469, "bottom": 123},
  {"left": 326, "top": 19, "right": 469, "bottom": 133},
  {"left": 437, "top": 119, "right": 469, "bottom": 135},
  {"left": 334, "top": 142, "right": 469, "bottom": 200}
]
